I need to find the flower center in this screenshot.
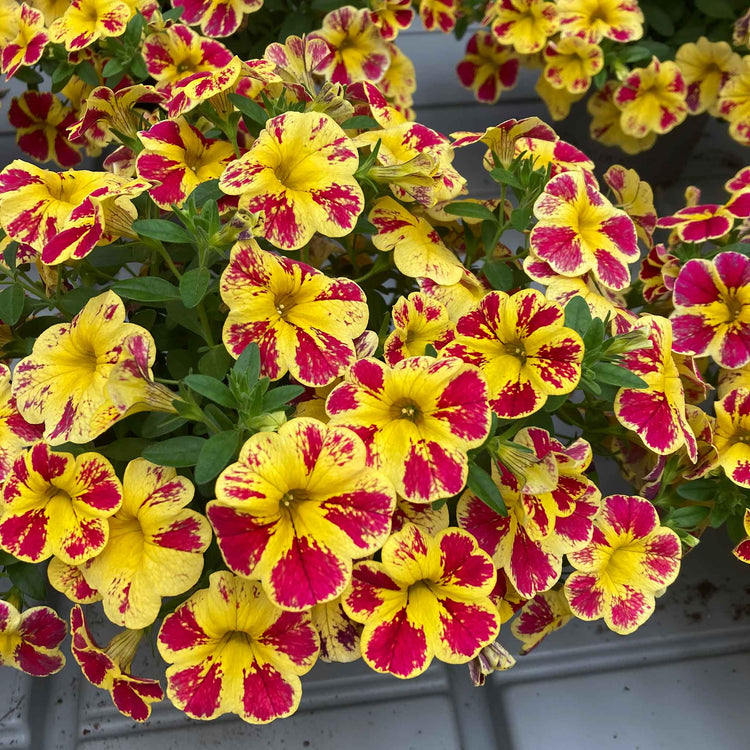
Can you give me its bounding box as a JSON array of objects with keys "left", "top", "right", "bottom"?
[
  {"left": 723, "top": 293, "right": 745, "bottom": 323},
  {"left": 503, "top": 341, "right": 526, "bottom": 363},
  {"left": 602, "top": 538, "right": 644, "bottom": 588},
  {"left": 392, "top": 399, "right": 421, "bottom": 422},
  {"left": 280, "top": 489, "right": 310, "bottom": 510}
]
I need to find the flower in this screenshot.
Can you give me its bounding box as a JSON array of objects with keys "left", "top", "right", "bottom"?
[
  {"left": 263, "top": 34, "right": 333, "bottom": 92},
  {"left": 639, "top": 243, "right": 679, "bottom": 304},
  {"left": 8, "top": 91, "right": 81, "bottom": 167},
  {"left": 510, "top": 589, "right": 573, "bottom": 654},
  {"left": 220, "top": 240, "right": 368, "bottom": 386},
  {"left": 714, "top": 387, "right": 750, "bottom": 488},
  {"left": 557, "top": 0, "right": 643, "bottom": 44},
  {"left": 0, "top": 364, "right": 43, "bottom": 484},
  {"left": 370, "top": 0, "right": 414, "bottom": 41},
  {"left": 0, "top": 443, "right": 122, "bottom": 565},
  {"left": 603, "top": 164, "right": 656, "bottom": 248},
  {"left": 327, "top": 356, "right": 491, "bottom": 504},
  {"left": 733, "top": 510, "right": 750, "bottom": 564},
  {"left": 48, "top": 558, "right": 101, "bottom": 603},
  {"left": 613, "top": 316, "right": 697, "bottom": 460},
  {"left": 0, "top": 599, "right": 66, "bottom": 676},
  {"left": 70, "top": 605, "right": 164, "bottom": 721},
  {"left": 535, "top": 74, "right": 585, "bottom": 119},
  {"left": 157, "top": 571, "right": 319, "bottom": 723},
  {"left": 456, "top": 31, "right": 520, "bottom": 104},
  {"left": 418, "top": 268, "right": 487, "bottom": 321},
  {"left": 48, "top": 0, "right": 135, "bottom": 52},
  {"left": 383, "top": 292, "right": 454, "bottom": 365},
  {"left": 135, "top": 118, "right": 235, "bottom": 210},
  {"left": 467, "top": 640, "right": 516, "bottom": 685},
  {"left": 83, "top": 459, "right": 212, "bottom": 629},
  {"left": 418, "top": 0, "right": 458, "bottom": 33},
  {"left": 458, "top": 427, "right": 600, "bottom": 598},
  {"left": 379, "top": 42, "right": 417, "bottom": 113},
  {"left": 734, "top": 9, "right": 750, "bottom": 48},
  {"left": 529, "top": 170, "right": 639, "bottom": 291},
  {"left": 676, "top": 37, "right": 741, "bottom": 115},
  {"left": 219, "top": 111, "right": 364, "bottom": 251},
  {"left": 171, "top": 0, "right": 263, "bottom": 38},
  {"left": 369, "top": 197, "right": 464, "bottom": 284},
  {"left": 717, "top": 57, "right": 750, "bottom": 146},
  {"left": 514, "top": 135, "right": 594, "bottom": 176},
  {"left": 614, "top": 58, "right": 688, "bottom": 138},
  {"left": 442, "top": 289, "right": 584, "bottom": 419},
  {"left": 313, "top": 6, "right": 390, "bottom": 85},
  {"left": 669, "top": 252, "right": 750, "bottom": 369},
  {"left": 1, "top": 3, "right": 48, "bottom": 79},
  {"left": 208, "top": 418, "right": 395, "bottom": 611},
  {"left": 311, "top": 597, "right": 362, "bottom": 662},
  {"left": 12, "top": 291, "right": 166, "bottom": 444},
  {"left": 542, "top": 35, "right": 603, "bottom": 94},
  {"left": 484, "top": 0, "right": 559, "bottom": 56},
  {"left": 342, "top": 524, "right": 500, "bottom": 678},
  {"left": 657, "top": 205, "right": 734, "bottom": 243},
  {"left": 587, "top": 80, "right": 656, "bottom": 154},
  {"left": 565, "top": 494, "right": 681, "bottom": 634}
]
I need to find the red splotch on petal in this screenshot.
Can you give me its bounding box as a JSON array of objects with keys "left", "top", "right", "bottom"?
[
  {"left": 363, "top": 607, "right": 428, "bottom": 678},
  {"left": 436, "top": 597, "right": 499, "bottom": 659},
  {"left": 207, "top": 504, "right": 275, "bottom": 578},
  {"left": 15, "top": 642, "right": 65, "bottom": 677},
  {"left": 565, "top": 572, "right": 605, "bottom": 619},
  {"left": 241, "top": 661, "right": 297, "bottom": 723},
  {"left": 401, "top": 440, "right": 464, "bottom": 503},
  {"left": 0, "top": 509, "right": 48, "bottom": 561},
  {"left": 507, "top": 526, "right": 560, "bottom": 599},
  {"left": 438, "top": 531, "right": 495, "bottom": 590},
  {"left": 608, "top": 586, "right": 652, "bottom": 633},
  {"left": 112, "top": 676, "right": 164, "bottom": 722},
  {"left": 18, "top": 607, "right": 67, "bottom": 649},
  {"left": 169, "top": 661, "right": 224, "bottom": 719}
]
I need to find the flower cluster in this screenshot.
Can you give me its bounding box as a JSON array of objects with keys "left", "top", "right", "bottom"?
[{"left": 0, "top": 0, "right": 747, "bottom": 729}]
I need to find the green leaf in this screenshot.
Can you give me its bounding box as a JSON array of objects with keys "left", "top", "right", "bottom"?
[
  {"left": 58, "top": 287, "right": 100, "bottom": 317},
  {"left": 482, "top": 260, "right": 513, "bottom": 291},
  {"left": 97, "top": 438, "right": 149, "bottom": 462},
  {"left": 112, "top": 277, "right": 181, "bottom": 303},
  {"left": 0, "top": 550, "right": 18, "bottom": 566},
  {"left": 234, "top": 342, "right": 261, "bottom": 381},
  {"left": 132, "top": 219, "right": 194, "bottom": 244},
  {"left": 184, "top": 374, "right": 238, "bottom": 408},
  {"left": 6, "top": 562, "right": 46, "bottom": 601},
  {"left": 262, "top": 385, "right": 305, "bottom": 412},
  {"left": 510, "top": 206, "right": 532, "bottom": 232},
  {"left": 639, "top": 40, "right": 674, "bottom": 60},
  {"left": 194, "top": 431, "right": 241, "bottom": 485},
  {"left": 190, "top": 179, "right": 223, "bottom": 204},
  {"left": 229, "top": 93, "right": 269, "bottom": 125},
  {"left": 467, "top": 461, "right": 507, "bottom": 516},
  {"left": 669, "top": 505, "right": 711, "bottom": 528},
  {"left": 198, "top": 346, "right": 233, "bottom": 380},
  {"left": 542, "top": 394, "right": 568, "bottom": 413},
  {"left": 102, "top": 57, "right": 126, "bottom": 78},
  {"left": 619, "top": 45, "right": 655, "bottom": 64},
  {"left": 695, "top": 0, "right": 735, "bottom": 19},
  {"left": 489, "top": 167, "right": 522, "bottom": 189},
  {"left": 179, "top": 268, "right": 211, "bottom": 308},
  {"left": 162, "top": 5, "right": 184, "bottom": 21},
  {"left": 340, "top": 115, "right": 380, "bottom": 129},
  {"left": 142, "top": 436, "right": 206, "bottom": 467},
  {"left": 139, "top": 412, "right": 188, "bottom": 439},
  {"left": 592, "top": 362, "right": 647, "bottom": 389},
  {"left": 676, "top": 479, "right": 717, "bottom": 502},
  {"left": 643, "top": 6, "right": 675, "bottom": 36},
  {"left": 76, "top": 61, "right": 100, "bottom": 87},
  {"left": 0, "top": 285, "right": 25, "bottom": 326},
  {"left": 443, "top": 202, "right": 498, "bottom": 223},
  {"left": 564, "top": 296, "right": 592, "bottom": 335}
]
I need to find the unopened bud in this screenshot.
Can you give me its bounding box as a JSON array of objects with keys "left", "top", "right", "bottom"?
[
  {"left": 247, "top": 410, "right": 288, "bottom": 433},
  {"left": 468, "top": 641, "right": 516, "bottom": 686},
  {"left": 309, "top": 82, "right": 354, "bottom": 123}
]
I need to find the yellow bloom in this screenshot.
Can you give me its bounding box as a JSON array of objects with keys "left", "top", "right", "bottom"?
[
  {"left": 484, "top": 0, "right": 559, "bottom": 56},
  {"left": 535, "top": 74, "right": 584, "bottom": 120},
  {"left": 676, "top": 37, "right": 741, "bottom": 116},
  {"left": 557, "top": 0, "right": 643, "bottom": 44},
  {"left": 718, "top": 56, "right": 750, "bottom": 147},
  {"left": 0, "top": 364, "right": 43, "bottom": 484},
  {"left": 714, "top": 387, "right": 750, "bottom": 488},
  {"left": 383, "top": 292, "right": 454, "bottom": 365},
  {"left": 587, "top": 80, "right": 656, "bottom": 154},
  {"left": 49, "top": 0, "right": 135, "bottom": 52},
  {"left": 542, "top": 35, "right": 603, "bottom": 94}
]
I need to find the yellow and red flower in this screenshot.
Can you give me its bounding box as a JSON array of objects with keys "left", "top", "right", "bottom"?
[
  {"left": 714, "top": 387, "right": 750, "bottom": 488},
  {"left": 379, "top": 42, "right": 417, "bottom": 114},
  {"left": 220, "top": 111, "right": 364, "bottom": 250},
  {"left": 565, "top": 494, "right": 681, "bottom": 634},
  {"left": 587, "top": 80, "right": 657, "bottom": 154},
  {"left": 418, "top": 268, "right": 487, "bottom": 321},
  {"left": 529, "top": 170, "right": 639, "bottom": 291},
  {"left": 603, "top": 164, "right": 657, "bottom": 248},
  {"left": 172, "top": 0, "right": 263, "bottom": 38},
  {"left": 669, "top": 252, "right": 750, "bottom": 369},
  {"left": 48, "top": 558, "right": 101, "bottom": 604},
  {"left": 312, "top": 596, "right": 362, "bottom": 662},
  {"left": 208, "top": 418, "right": 395, "bottom": 611},
  {"left": 1, "top": 2, "right": 48, "bottom": 79},
  {"left": 614, "top": 58, "right": 688, "bottom": 137},
  {"left": 542, "top": 35, "right": 603, "bottom": 94},
  {"left": 83, "top": 459, "right": 212, "bottom": 629},
  {"left": 658, "top": 204, "right": 734, "bottom": 243},
  {"left": 48, "top": 0, "right": 135, "bottom": 52},
  {"left": 484, "top": 0, "right": 559, "bottom": 56},
  {"left": 157, "top": 571, "right": 319, "bottom": 723},
  {"left": 0, "top": 443, "right": 122, "bottom": 565},
  {"left": 614, "top": 316, "right": 697, "bottom": 460},
  {"left": 327, "top": 356, "right": 491, "bottom": 504},
  {"left": 639, "top": 243, "right": 679, "bottom": 304},
  {"left": 0, "top": 599, "right": 66, "bottom": 677},
  {"left": 510, "top": 589, "right": 573, "bottom": 654},
  {"left": 535, "top": 70, "right": 585, "bottom": 119},
  {"left": 342, "top": 523, "right": 500, "bottom": 678},
  {"left": 383, "top": 292, "right": 454, "bottom": 365},
  {"left": 220, "top": 240, "right": 368, "bottom": 386},
  {"left": 263, "top": 34, "right": 334, "bottom": 92},
  {"left": 0, "top": 364, "right": 43, "bottom": 484},
  {"left": 676, "top": 37, "right": 741, "bottom": 115},
  {"left": 515, "top": 135, "right": 594, "bottom": 176},
  {"left": 557, "top": 0, "right": 643, "bottom": 43},
  {"left": 370, "top": 0, "right": 414, "bottom": 41},
  {"left": 717, "top": 57, "right": 750, "bottom": 146},
  {"left": 70, "top": 605, "right": 164, "bottom": 721},
  {"left": 733, "top": 509, "right": 750, "bottom": 564},
  {"left": 456, "top": 31, "right": 520, "bottom": 104},
  {"left": 418, "top": 0, "right": 458, "bottom": 33}
]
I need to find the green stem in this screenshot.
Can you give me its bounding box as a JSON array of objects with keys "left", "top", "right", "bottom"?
[{"left": 196, "top": 301, "right": 215, "bottom": 347}]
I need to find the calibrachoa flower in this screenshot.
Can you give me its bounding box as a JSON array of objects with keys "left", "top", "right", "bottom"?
[
  {"left": 157, "top": 571, "right": 319, "bottom": 723},
  {"left": 714, "top": 387, "right": 750, "bottom": 488},
  {"left": 676, "top": 37, "right": 741, "bottom": 115},
  {"left": 535, "top": 74, "right": 585, "bottom": 120},
  {"left": 0, "top": 442, "right": 122, "bottom": 565},
  {"left": 456, "top": 31, "right": 520, "bottom": 104},
  {"left": 391, "top": 498, "right": 450, "bottom": 535},
  {"left": 458, "top": 428, "right": 600, "bottom": 598},
  {"left": 484, "top": 0, "right": 559, "bottom": 56},
  {"left": 0, "top": 599, "right": 66, "bottom": 676},
  {"left": 83, "top": 459, "right": 212, "bottom": 629},
  {"left": 172, "top": 0, "right": 263, "bottom": 38},
  {"left": 510, "top": 589, "right": 573, "bottom": 653},
  {"left": 383, "top": 292, "right": 454, "bottom": 365},
  {"left": 220, "top": 240, "right": 368, "bottom": 386},
  {"left": 614, "top": 316, "right": 697, "bottom": 460},
  {"left": 327, "top": 356, "right": 491, "bottom": 504},
  {"left": 1, "top": 3, "right": 48, "bottom": 79},
  {"left": 669, "top": 252, "right": 750, "bottom": 369},
  {"left": 12, "top": 291, "right": 165, "bottom": 444},
  {"left": 70, "top": 605, "right": 164, "bottom": 721},
  {"left": 515, "top": 135, "right": 594, "bottom": 176},
  {"left": 557, "top": 0, "right": 643, "bottom": 43},
  {"left": 604, "top": 164, "right": 657, "bottom": 248},
  {"left": 542, "top": 35, "right": 603, "bottom": 94},
  {"left": 48, "top": 558, "right": 101, "bottom": 603},
  {"left": 733, "top": 510, "right": 750, "bottom": 564},
  {"left": 370, "top": 0, "right": 414, "bottom": 41},
  {"left": 587, "top": 80, "right": 656, "bottom": 154},
  {"left": 565, "top": 494, "right": 681, "bottom": 634},
  {"left": 311, "top": 597, "right": 362, "bottom": 662},
  {"left": 208, "top": 418, "right": 395, "bottom": 611},
  {"left": 529, "top": 169, "right": 639, "bottom": 291},
  {"left": 369, "top": 197, "right": 464, "bottom": 284},
  {"left": 418, "top": 0, "right": 457, "bottom": 33},
  {"left": 220, "top": 111, "right": 364, "bottom": 251},
  {"left": 379, "top": 42, "right": 417, "bottom": 113},
  {"left": 614, "top": 58, "right": 688, "bottom": 138},
  {"left": 418, "top": 268, "right": 487, "bottom": 321},
  {"left": 0, "top": 364, "right": 43, "bottom": 484},
  {"left": 136, "top": 118, "right": 235, "bottom": 210},
  {"left": 639, "top": 243, "right": 680, "bottom": 304},
  {"left": 263, "top": 35, "right": 333, "bottom": 91},
  {"left": 313, "top": 6, "right": 390, "bottom": 85},
  {"left": 717, "top": 57, "right": 750, "bottom": 146},
  {"left": 444, "top": 289, "right": 584, "bottom": 418},
  {"left": 342, "top": 524, "right": 500, "bottom": 678},
  {"left": 48, "top": 0, "right": 134, "bottom": 52},
  {"left": 657, "top": 205, "right": 734, "bottom": 243},
  {"left": 8, "top": 91, "right": 80, "bottom": 167}
]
